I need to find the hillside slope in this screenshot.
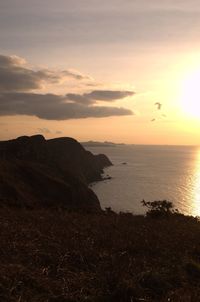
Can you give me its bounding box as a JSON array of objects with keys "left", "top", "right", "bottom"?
[
  {"left": 0, "top": 135, "right": 112, "bottom": 210},
  {"left": 1, "top": 208, "right": 200, "bottom": 301}
]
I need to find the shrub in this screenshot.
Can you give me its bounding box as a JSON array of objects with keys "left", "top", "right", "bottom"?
[{"left": 141, "top": 200, "right": 178, "bottom": 218}]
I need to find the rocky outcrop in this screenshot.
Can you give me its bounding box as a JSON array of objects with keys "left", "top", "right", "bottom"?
[{"left": 0, "top": 135, "right": 112, "bottom": 211}]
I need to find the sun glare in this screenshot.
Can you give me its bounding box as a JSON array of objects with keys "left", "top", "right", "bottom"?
[{"left": 179, "top": 69, "right": 200, "bottom": 119}]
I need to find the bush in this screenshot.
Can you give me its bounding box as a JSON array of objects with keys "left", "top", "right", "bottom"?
[{"left": 141, "top": 200, "right": 178, "bottom": 218}]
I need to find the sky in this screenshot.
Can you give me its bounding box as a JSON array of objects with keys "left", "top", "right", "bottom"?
[{"left": 1, "top": 0, "right": 200, "bottom": 144}]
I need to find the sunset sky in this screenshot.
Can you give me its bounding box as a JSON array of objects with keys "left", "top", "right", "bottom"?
[{"left": 1, "top": 0, "right": 200, "bottom": 144}]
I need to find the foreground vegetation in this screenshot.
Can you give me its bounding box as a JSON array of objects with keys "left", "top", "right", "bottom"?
[{"left": 1, "top": 203, "right": 200, "bottom": 301}]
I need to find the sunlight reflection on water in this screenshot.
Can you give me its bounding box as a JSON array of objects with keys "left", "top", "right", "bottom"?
[{"left": 191, "top": 148, "right": 200, "bottom": 216}]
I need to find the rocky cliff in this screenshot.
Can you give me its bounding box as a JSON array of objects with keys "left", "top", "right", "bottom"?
[{"left": 0, "top": 135, "right": 112, "bottom": 211}]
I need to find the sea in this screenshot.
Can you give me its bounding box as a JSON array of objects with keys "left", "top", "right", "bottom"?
[{"left": 86, "top": 145, "right": 200, "bottom": 217}]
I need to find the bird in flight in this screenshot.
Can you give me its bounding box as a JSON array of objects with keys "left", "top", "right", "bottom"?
[
  {"left": 151, "top": 118, "right": 156, "bottom": 122},
  {"left": 155, "top": 102, "right": 162, "bottom": 110}
]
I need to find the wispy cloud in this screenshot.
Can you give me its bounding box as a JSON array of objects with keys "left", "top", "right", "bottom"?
[
  {"left": 66, "top": 90, "right": 135, "bottom": 104},
  {"left": 37, "top": 127, "right": 51, "bottom": 134}
]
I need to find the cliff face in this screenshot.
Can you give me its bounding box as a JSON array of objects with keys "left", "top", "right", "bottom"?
[{"left": 0, "top": 135, "right": 112, "bottom": 211}]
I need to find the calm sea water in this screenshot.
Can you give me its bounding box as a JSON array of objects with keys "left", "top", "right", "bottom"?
[{"left": 87, "top": 145, "right": 200, "bottom": 216}]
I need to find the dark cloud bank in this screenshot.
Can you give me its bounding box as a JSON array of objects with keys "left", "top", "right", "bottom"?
[
  {"left": 0, "top": 54, "right": 89, "bottom": 92},
  {"left": 0, "top": 54, "right": 134, "bottom": 120}
]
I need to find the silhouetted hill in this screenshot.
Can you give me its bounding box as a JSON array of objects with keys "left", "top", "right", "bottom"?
[{"left": 0, "top": 135, "right": 112, "bottom": 210}]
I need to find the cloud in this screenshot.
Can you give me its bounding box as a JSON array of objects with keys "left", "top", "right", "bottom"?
[
  {"left": 37, "top": 128, "right": 63, "bottom": 135},
  {"left": 1, "top": 2, "right": 199, "bottom": 51},
  {"left": 0, "top": 54, "right": 90, "bottom": 92},
  {"left": 61, "top": 70, "right": 92, "bottom": 81},
  {"left": 0, "top": 55, "right": 26, "bottom": 68},
  {"left": 0, "top": 54, "right": 134, "bottom": 120},
  {"left": 37, "top": 127, "right": 51, "bottom": 134},
  {"left": 66, "top": 90, "right": 135, "bottom": 104},
  {"left": 0, "top": 92, "right": 133, "bottom": 120}
]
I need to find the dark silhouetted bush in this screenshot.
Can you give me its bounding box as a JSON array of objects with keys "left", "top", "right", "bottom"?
[{"left": 141, "top": 199, "right": 178, "bottom": 218}]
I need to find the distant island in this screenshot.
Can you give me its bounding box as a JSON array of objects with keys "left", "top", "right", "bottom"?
[{"left": 82, "top": 140, "right": 126, "bottom": 147}]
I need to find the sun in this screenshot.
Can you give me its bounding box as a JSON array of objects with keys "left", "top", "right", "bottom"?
[{"left": 179, "top": 70, "right": 200, "bottom": 119}]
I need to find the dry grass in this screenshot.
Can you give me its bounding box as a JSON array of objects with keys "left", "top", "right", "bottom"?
[{"left": 1, "top": 207, "right": 200, "bottom": 301}]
